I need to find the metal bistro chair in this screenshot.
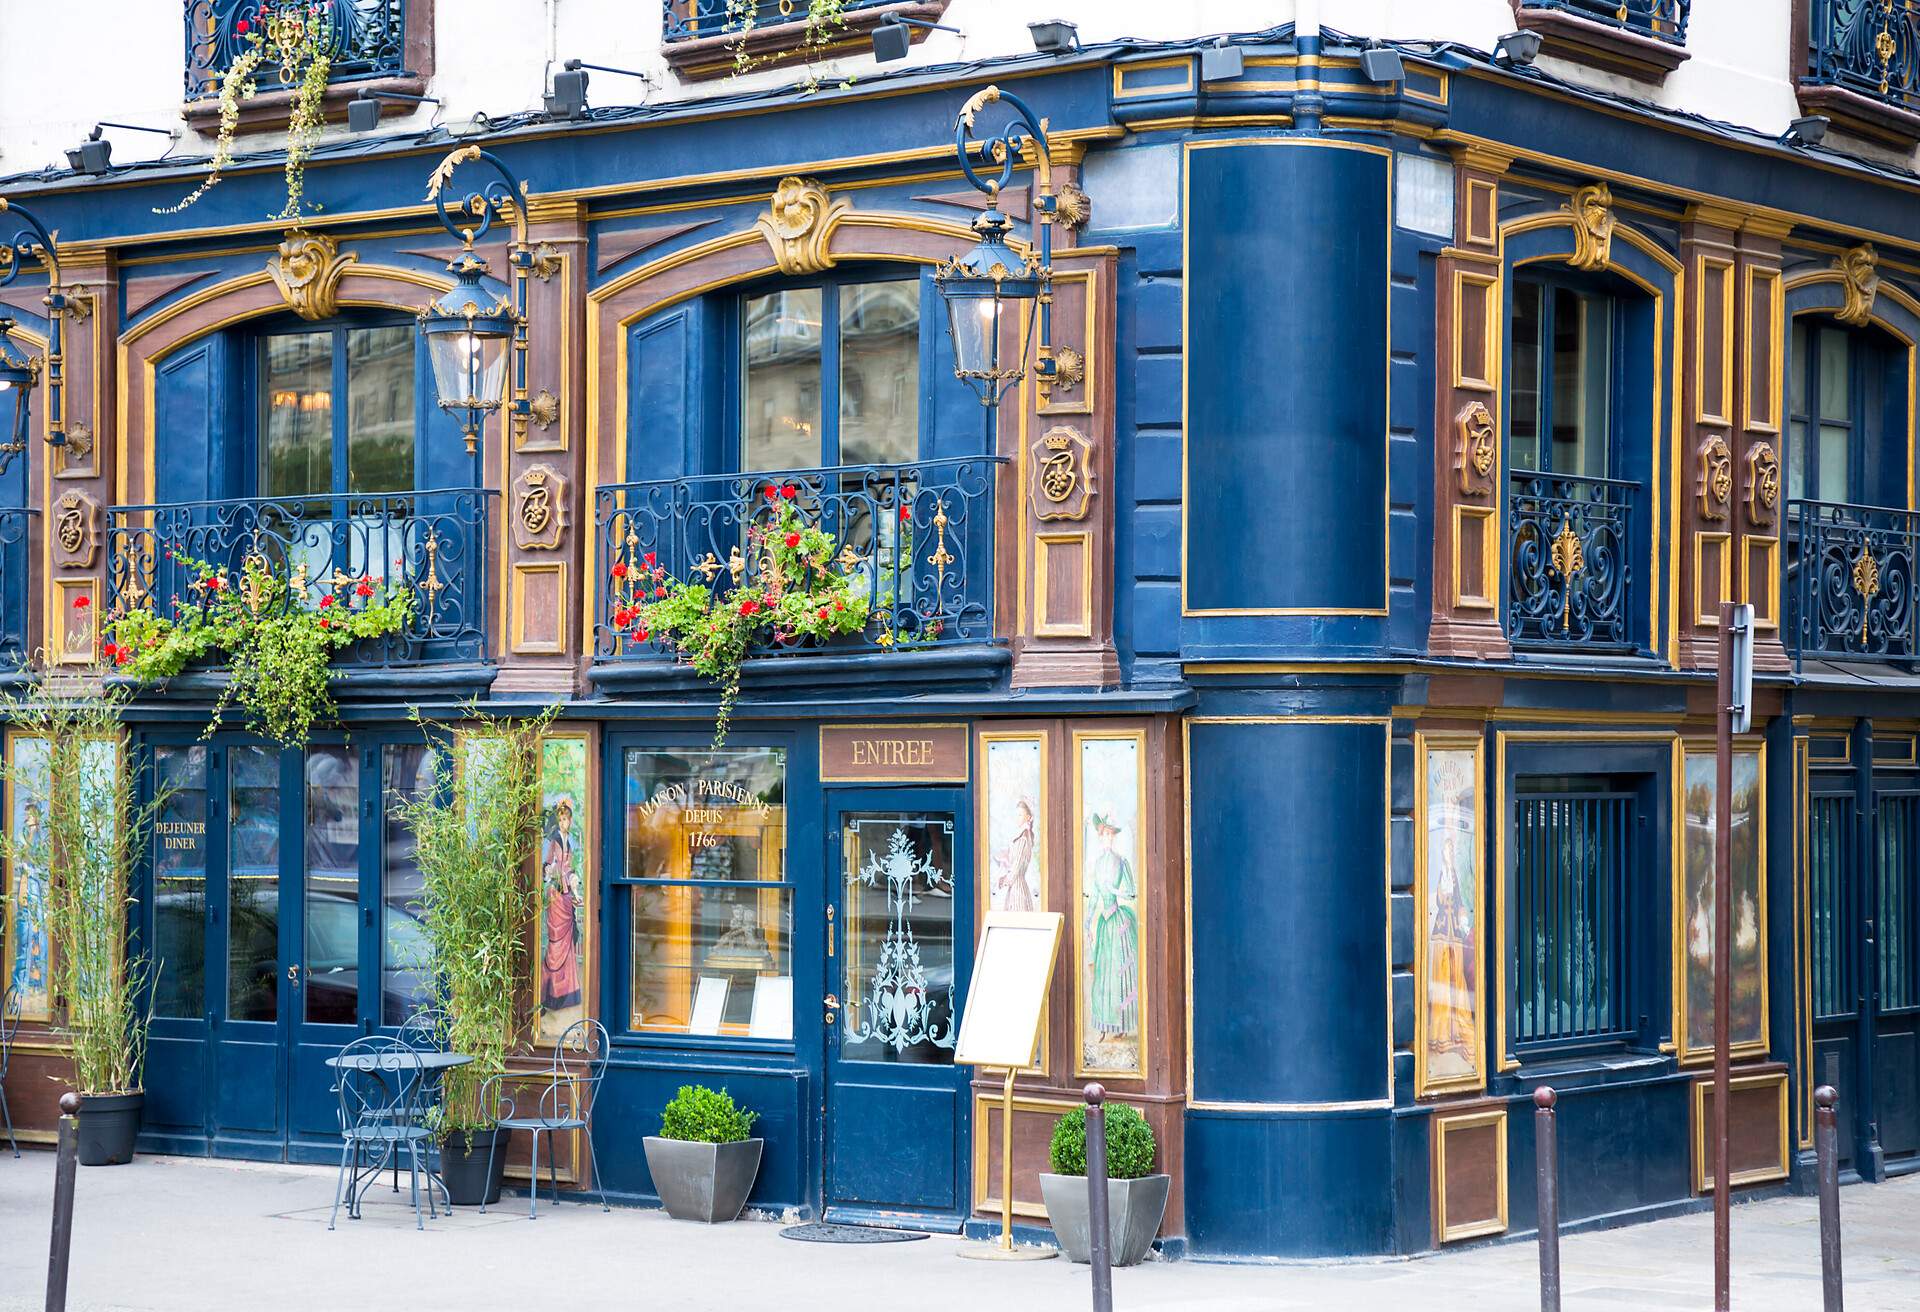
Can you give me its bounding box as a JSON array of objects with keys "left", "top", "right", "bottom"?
[
  {"left": 328, "top": 1035, "right": 436, "bottom": 1231},
  {"left": 387, "top": 1007, "right": 449, "bottom": 1202},
  {"left": 479, "top": 1019, "right": 611, "bottom": 1218},
  {"left": 1, "top": 989, "right": 19, "bottom": 1158}
]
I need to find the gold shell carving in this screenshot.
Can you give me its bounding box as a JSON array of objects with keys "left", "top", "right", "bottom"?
[
  {"left": 1052, "top": 346, "right": 1085, "bottom": 394},
  {"left": 1836, "top": 244, "right": 1879, "bottom": 326},
  {"left": 1696, "top": 434, "right": 1732, "bottom": 520},
  {"left": 1746, "top": 442, "right": 1780, "bottom": 526},
  {"left": 529, "top": 242, "right": 563, "bottom": 282},
  {"left": 1564, "top": 183, "right": 1615, "bottom": 272},
  {"left": 1454, "top": 400, "right": 1497, "bottom": 496},
  {"left": 1055, "top": 182, "right": 1090, "bottom": 230},
  {"left": 268, "top": 230, "right": 359, "bottom": 322},
  {"left": 529, "top": 390, "right": 560, "bottom": 429},
  {"left": 755, "top": 177, "right": 850, "bottom": 276}
]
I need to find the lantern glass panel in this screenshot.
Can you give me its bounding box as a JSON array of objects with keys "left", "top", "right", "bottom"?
[
  {"left": 944, "top": 293, "right": 1002, "bottom": 385},
  {"left": 427, "top": 328, "right": 507, "bottom": 414}
]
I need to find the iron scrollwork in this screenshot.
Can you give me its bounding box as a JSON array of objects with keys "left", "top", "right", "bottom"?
[
  {"left": 1506, "top": 470, "right": 1637, "bottom": 649},
  {"left": 1787, "top": 498, "right": 1918, "bottom": 665},
  {"left": 185, "top": 0, "right": 408, "bottom": 97},
  {"left": 1804, "top": 0, "right": 1920, "bottom": 114}
]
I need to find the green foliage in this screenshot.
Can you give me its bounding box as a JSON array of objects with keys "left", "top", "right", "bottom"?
[
  {"left": 1048, "top": 1104, "right": 1157, "bottom": 1180},
  {"left": 724, "top": 0, "right": 854, "bottom": 90},
  {"left": 390, "top": 705, "right": 559, "bottom": 1136},
  {"left": 0, "top": 680, "right": 169, "bottom": 1096},
  {"left": 608, "top": 490, "right": 871, "bottom": 746},
  {"left": 659, "top": 1085, "right": 759, "bottom": 1144},
  {"left": 105, "top": 551, "right": 413, "bottom": 749}
]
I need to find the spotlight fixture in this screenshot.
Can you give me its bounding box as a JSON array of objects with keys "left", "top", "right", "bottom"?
[
  {"left": 1360, "top": 45, "right": 1405, "bottom": 84},
  {"left": 1784, "top": 114, "right": 1830, "bottom": 148},
  {"left": 348, "top": 89, "right": 441, "bottom": 133},
  {"left": 544, "top": 58, "right": 654, "bottom": 119},
  {"left": 65, "top": 121, "right": 176, "bottom": 175},
  {"left": 1027, "top": 19, "right": 1078, "bottom": 54},
  {"left": 871, "top": 15, "right": 960, "bottom": 63},
  {"left": 1200, "top": 37, "right": 1245, "bottom": 83},
  {"left": 1494, "top": 30, "right": 1543, "bottom": 67}
]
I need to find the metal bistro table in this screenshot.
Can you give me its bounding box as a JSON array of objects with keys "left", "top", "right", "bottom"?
[{"left": 325, "top": 1048, "right": 472, "bottom": 1217}]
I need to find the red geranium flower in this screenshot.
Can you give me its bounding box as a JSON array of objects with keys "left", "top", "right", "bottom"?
[
  {"left": 319, "top": 594, "right": 335, "bottom": 609},
  {"left": 210, "top": 575, "right": 227, "bottom": 592},
  {"left": 73, "top": 595, "right": 90, "bottom": 609},
  {"left": 898, "top": 505, "right": 911, "bottom": 522},
  {"left": 611, "top": 562, "right": 628, "bottom": 579},
  {"left": 655, "top": 585, "right": 667, "bottom": 598},
  {"left": 739, "top": 599, "right": 757, "bottom": 616},
  {"left": 763, "top": 486, "right": 779, "bottom": 502},
  {"left": 318, "top": 618, "right": 332, "bottom": 630},
  {"left": 236, "top": 18, "right": 250, "bottom": 33},
  {"left": 781, "top": 485, "right": 797, "bottom": 500},
  {"left": 817, "top": 607, "right": 829, "bottom": 620},
  {"left": 636, "top": 628, "right": 650, "bottom": 642},
  {"left": 643, "top": 552, "right": 656, "bottom": 567},
  {"left": 833, "top": 598, "right": 845, "bottom": 611},
  {"left": 355, "top": 580, "right": 374, "bottom": 598},
  {"left": 785, "top": 532, "right": 801, "bottom": 549}
]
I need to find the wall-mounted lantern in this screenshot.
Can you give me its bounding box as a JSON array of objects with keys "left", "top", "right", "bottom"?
[
  {"left": 417, "top": 146, "right": 533, "bottom": 456},
  {"left": 934, "top": 85, "right": 1058, "bottom": 406},
  {"left": 0, "top": 197, "right": 71, "bottom": 474}
]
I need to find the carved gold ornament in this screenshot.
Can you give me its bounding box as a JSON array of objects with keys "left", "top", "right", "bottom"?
[
  {"left": 1455, "top": 400, "right": 1497, "bottom": 496},
  {"left": 1052, "top": 346, "right": 1085, "bottom": 394},
  {"left": 268, "top": 230, "right": 358, "bottom": 321},
  {"left": 1746, "top": 442, "right": 1779, "bottom": 526},
  {"left": 1853, "top": 547, "right": 1881, "bottom": 642},
  {"left": 529, "top": 242, "right": 563, "bottom": 281},
  {"left": 62, "top": 421, "right": 93, "bottom": 462},
  {"left": 1565, "top": 183, "right": 1615, "bottom": 272},
  {"left": 1550, "top": 516, "right": 1584, "bottom": 629},
  {"left": 1056, "top": 182, "right": 1091, "bottom": 230},
  {"left": 1836, "top": 244, "right": 1879, "bottom": 326},
  {"left": 755, "top": 177, "right": 849, "bottom": 276},
  {"left": 529, "top": 390, "right": 560, "bottom": 429},
  {"left": 51, "top": 489, "right": 99, "bottom": 568},
  {"left": 512, "top": 462, "right": 568, "bottom": 551},
  {"left": 1030, "top": 424, "right": 1094, "bottom": 521},
  {"left": 1696, "top": 434, "right": 1732, "bottom": 520}
]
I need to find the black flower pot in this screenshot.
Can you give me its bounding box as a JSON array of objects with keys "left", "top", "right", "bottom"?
[
  {"left": 75, "top": 1091, "right": 144, "bottom": 1167},
  {"left": 441, "top": 1127, "right": 511, "bottom": 1206}
]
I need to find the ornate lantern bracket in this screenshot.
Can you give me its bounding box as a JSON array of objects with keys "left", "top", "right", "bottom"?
[
  {"left": 418, "top": 146, "right": 535, "bottom": 456},
  {"left": 0, "top": 196, "right": 72, "bottom": 473}
]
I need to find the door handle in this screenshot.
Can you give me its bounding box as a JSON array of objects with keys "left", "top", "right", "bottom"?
[
  {"left": 287, "top": 963, "right": 301, "bottom": 987},
  {"left": 823, "top": 993, "right": 841, "bottom": 1021}
]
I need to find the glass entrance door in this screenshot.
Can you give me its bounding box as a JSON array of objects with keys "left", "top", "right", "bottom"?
[{"left": 824, "top": 791, "right": 971, "bottom": 1228}]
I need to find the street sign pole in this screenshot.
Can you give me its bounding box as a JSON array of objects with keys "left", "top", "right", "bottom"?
[{"left": 1715, "top": 602, "right": 1753, "bottom": 1312}]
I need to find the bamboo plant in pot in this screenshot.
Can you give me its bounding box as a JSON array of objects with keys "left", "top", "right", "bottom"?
[
  {"left": 1039, "top": 1104, "right": 1170, "bottom": 1266},
  {"left": 393, "top": 707, "right": 554, "bottom": 1206},
  {"left": 0, "top": 683, "right": 165, "bottom": 1166}
]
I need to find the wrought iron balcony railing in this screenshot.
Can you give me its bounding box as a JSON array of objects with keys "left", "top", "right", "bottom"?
[
  {"left": 0, "top": 507, "right": 33, "bottom": 668},
  {"left": 1787, "top": 498, "right": 1919, "bottom": 666},
  {"left": 1506, "top": 470, "right": 1639, "bottom": 651},
  {"left": 662, "top": 0, "right": 894, "bottom": 42},
  {"left": 1518, "top": 0, "right": 1691, "bottom": 44},
  {"left": 594, "top": 457, "right": 1002, "bottom": 662},
  {"left": 185, "top": 0, "right": 409, "bottom": 98},
  {"left": 1804, "top": 0, "right": 1920, "bottom": 114},
  {"left": 106, "top": 489, "right": 494, "bottom": 668}
]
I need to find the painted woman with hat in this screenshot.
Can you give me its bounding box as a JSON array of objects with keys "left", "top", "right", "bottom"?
[
  {"left": 1085, "top": 810, "right": 1139, "bottom": 1052},
  {"left": 542, "top": 795, "right": 583, "bottom": 1013}
]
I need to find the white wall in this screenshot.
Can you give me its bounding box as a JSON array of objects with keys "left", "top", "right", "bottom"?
[{"left": 0, "top": 1, "right": 1891, "bottom": 182}]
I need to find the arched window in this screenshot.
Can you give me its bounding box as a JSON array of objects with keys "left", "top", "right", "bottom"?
[
  {"left": 255, "top": 317, "right": 416, "bottom": 499},
  {"left": 1788, "top": 317, "right": 1905, "bottom": 507}
]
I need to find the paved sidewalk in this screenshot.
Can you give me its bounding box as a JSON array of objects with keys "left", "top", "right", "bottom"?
[{"left": 1, "top": 1151, "right": 1916, "bottom": 1311}]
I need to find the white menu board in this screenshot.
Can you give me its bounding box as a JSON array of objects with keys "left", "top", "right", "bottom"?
[{"left": 955, "top": 911, "right": 1063, "bottom": 1070}]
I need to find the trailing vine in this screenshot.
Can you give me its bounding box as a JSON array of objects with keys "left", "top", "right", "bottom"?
[
  {"left": 104, "top": 550, "right": 413, "bottom": 749},
  {"left": 159, "top": 2, "right": 333, "bottom": 220},
  {"left": 724, "top": 0, "right": 855, "bottom": 91}
]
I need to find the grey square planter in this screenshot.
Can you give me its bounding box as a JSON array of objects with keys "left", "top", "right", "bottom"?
[
  {"left": 1038, "top": 1172, "right": 1170, "bottom": 1266},
  {"left": 642, "top": 1136, "right": 763, "bottom": 1223}
]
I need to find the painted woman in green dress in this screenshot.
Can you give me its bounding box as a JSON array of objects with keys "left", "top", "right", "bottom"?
[{"left": 1086, "top": 812, "right": 1140, "bottom": 1051}]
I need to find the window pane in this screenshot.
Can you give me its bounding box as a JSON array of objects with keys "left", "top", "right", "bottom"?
[
  {"left": 743, "top": 289, "right": 823, "bottom": 471},
  {"left": 152, "top": 745, "right": 209, "bottom": 1020},
  {"left": 1819, "top": 423, "right": 1851, "bottom": 500},
  {"left": 347, "top": 326, "right": 415, "bottom": 494},
  {"left": 1788, "top": 419, "right": 1807, "bottom": 504},
  {"left": 623, "top": 747, "right": 787, "bottom": 881},
  {"left": 1550, "top": 287, "right": 1610, "bottom": 478},
  {"left": 227, "top": 745, "right": 280, "bottom": 1023},
  {"left": 262, "top": 331, "right": 333, "bottom": 498},
  {"left": 838, "top": 280, "right": 920, "bottom": 467},
  {"left": 840, "top": 814, "right": 958, "bottom": 1065},
  {"left": 631, "top": 885, "right": 792, "bottom": 1036},
  {"left": 1512, "top": 785, "right": 1634, "bottom": 1048},
  {"left": 1510, "top": 282, "right": 1543, "bottom": 471},
  {"left": 1790, "top": 320, "right": 1810, "bottom": 420},
  {"left": 7, "top": 739, "right": 53, "bottom": 1020},
  {"left": 304, "top": 746, "right": 359, "bottom": 1026},
  {"left": 1818, "top": 327, "right": 1851, "bottom": 423},
  {"left": 382, "top": 745, "right": 437, "bottom": 1024}
]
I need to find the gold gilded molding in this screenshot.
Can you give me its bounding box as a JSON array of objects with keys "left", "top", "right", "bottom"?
[
  {"left": 1564, "top": 183, "right": 1616, "bottom": 272},
  {"left": 755, "top": 177, "right": 849, "bottom": 276},
  {"left": 529, "top": 241, "right": 563, "bottom": 281},
  {"left": 1031, "top": 424, "right": 1094, "bottom": 522},
  {"left": 1455, "top": 399, "right": 1496, "bottom": 496},
  {"left": 513, "top": 462, "right": 569, "bottom": 551},
  {"left": 1697, "top": 433, "right": 1732, "bottom": 521},
  {"left": 267, "top": 229, "right": 358, "bottom": 321},
  {"left": 1056, "top": 181, "right": 1090, "bottom": 230},
  {"left": 51, "top": 490, "right": 99, "bottom": 568},
  {"left": 1835, "top": 244, "right": 1879, "bottom": 325},
  {"left": 529, "top": 389, "right": 560, "bottom": 429},
  {"left": 1052, "top": 345, "right": 1085, "bottom": 394},
  {"left": 1746, "top": 442, "right": 1779, "bottom": 527}
]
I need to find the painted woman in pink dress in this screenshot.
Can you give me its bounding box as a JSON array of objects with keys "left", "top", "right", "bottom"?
[{"left": 542, "top": 796, "right": 583, "bottom": 1011}]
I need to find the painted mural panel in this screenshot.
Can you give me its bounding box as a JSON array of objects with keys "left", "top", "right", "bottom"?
[
  {"left": 538, "top": 734, "right": 591, "bottom": 1042},
  {"left": 1680, "top": 746, "right": 1767, "bottom": 1060},
  {"left": 1418, "top": 741, "right": 1483, "bottom": 1095},
  {"left": 5, "top": 736, "right": 52, "bottom": 1021},
  {"left": 984, "top": 737, "right": 1045, "bottom": 914},
  {"left": 1075, "top": 733, "right": 1144, "bottom": 1077}
]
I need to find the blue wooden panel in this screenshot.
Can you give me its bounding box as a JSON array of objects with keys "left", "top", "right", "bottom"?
[
  {"left": 626, "top": 302, "right": 713, "bottom": 483},
  {"left": 214, "top": 1029, "right": 281, "bottom": 1135},
  {"left": 1185, "top": 1108, "right": 1394, "bottom": 1256},
  {"left": 143, "top": 1033, "right": 208, "bottom": 1134},
  {"left": 1504, "top": 1080, "right": 1690, "bottom": 1230},
  {"left": 1185, "top": 142, "right": 1388, "bottom": 613},
  {"left": 594, "top": 1060, "right": 811, "bottom": 1211},
  {"left": 1188, "top": 719, "right": 1389, "bottom": 1104},
  {"left": 827, "top": 1080, "right": 960, "bottom": 1211},
  {"left": 153, "top": 338, "right": 230, "bottom": 505}
]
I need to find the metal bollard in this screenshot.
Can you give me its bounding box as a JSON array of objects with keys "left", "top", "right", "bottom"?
[
  {"left": 1534, "top": 1087, "right": 1561, "bottom": 1312},
  {"left": 46, "top": 1091, "right": 79, "bottom": 1312},
  {"left": 1084, "top": 1083, "right": 1113, "bottom": 1312},
  {"left": 1815, "top": 1086, "right": 1844, "bottom": 1312}
]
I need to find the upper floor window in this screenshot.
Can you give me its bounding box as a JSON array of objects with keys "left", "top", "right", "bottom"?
[
  {"left": 186, "top": 0, "right": 413, "bottom": 98},
  {"left": 740, "top": 276, "right": 920, "bottom": 473},
  {"left": 1797, "top": 0, "right": 1920, "bottom": 153},
  {"left": 1512, "top": 0, "right": 1691, "bottom": 85},
  {"left": 1788, "top": 318, "right": 1904, "bottom": 506},
  {"left": 259, "top": 322, "right": 414, "bottom": 499},
  {"left": 660, "top": 1, "right": 947, "bottom": 82},
  {"left": 1510, "top": 278, "right": 1618, "bottom": 480}
]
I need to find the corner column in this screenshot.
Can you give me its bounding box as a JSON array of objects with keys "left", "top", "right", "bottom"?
[
  {"left": 1677, "top": 205, "right": 1742, "bottom": 669},
  {"left": 42, "top": 244, "right": 114, "bottom": 668},
  {"left": 1734, "top": 216, "right": 1791, "bottom": 672}
]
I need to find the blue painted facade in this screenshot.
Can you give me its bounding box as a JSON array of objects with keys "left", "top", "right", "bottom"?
[{"left": 3, "top": 19, "right": 1920, "bottom": 1260}]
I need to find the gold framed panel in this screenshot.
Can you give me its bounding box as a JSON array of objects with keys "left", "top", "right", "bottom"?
[
  {"left": 1875, "top": 733, "right": 1919, "bottom": 766},
  {"left": 1036, "top": 267, "right": 1096, "bottom": 418},
  {"left": 1452, "top": 504, "right": 1499, "bottom": 610},
  {"left": 1432, "top": 1107, "right": 1509, "bottom": 1243},
  {"left": 1464, "top": 178, "right": 1499, "bottom": 247},
  {"left": 1745, "top": 263, "right": 1783, "bottom": 433},
  {"left": 1794, "top": 735, "right": 1814, "bottom": 1149},
  {"left": 1033, "top": 532, "right": 1094, "bottom": 637},
  {"left": 1689, "top": 1069, "right": 1790, "bottom": 1193},
  {"left": 818, "top": 722, "right": 969, "bottom": 783},
  {"left": 1071, "top": 727, "right": 1149, "bottom": 1080},
  {"left": 3, "top": 731, "right": 55, "bottom": 1023},
  {"left": 1451, "top": 268, "right": 1500, "bottom": 392},
  {"left": 975, "top": 729, "right": 1052, "bottom": 1077},
  {"left": 52, "top": 577, "right": 97, "bottom": 666},
  {"left": 1112, "top": 58, "right": 1195, "bottom": 100},
  {"left": 1403, "top": 67, "right": 1450, "bottom": 107},
  {"left": 510, "top": 560, "right": 568, "bottom": 655},
  {"left": 1414, "top": 732, "right": 1488, "bottom": 1098},
  {"left": 1693, "top": 531, "right": 1732, "bottom": 626},
  {"left": 1696, "top": 254, "right": 1736, "bottom": 427},
  {"left": 971, "top": 1090, "right": 1081, "bottom": 1219},
  {"left": 1741, "top": 535, "right": 1780, "bottom": 631},
  {"left": 1672, "top": 737, "right": 1770, "bottom": 1066}
]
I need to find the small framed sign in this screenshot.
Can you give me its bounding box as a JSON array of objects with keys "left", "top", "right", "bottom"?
[{"left": 955, "top": 911, "right": 1064, "bottom": 1070}]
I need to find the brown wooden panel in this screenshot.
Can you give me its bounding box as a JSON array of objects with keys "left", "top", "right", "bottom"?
[
  {"left": 819, "top": 723, "right": 969, "bottom": 782},
  {"left": 1692, "top": 1067, "right": 1789, "bottom": 1192},
  {"left": 511, "top": 562, "right": 565, "bottom": 655},
  {"left": 1432, "top": 1106, "right": 1507, "bottom": 1243},
  {"left": 1037, "top": 533, "right": 1091, "bottom": 636},
  {"left": 973, "top": 1092, "right": 1077, "bottom": 1219}
]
